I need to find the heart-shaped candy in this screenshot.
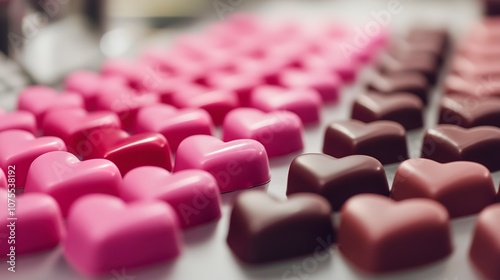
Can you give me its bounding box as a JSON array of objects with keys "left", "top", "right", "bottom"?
[
  {"left": 25, "top": 151, "right": 122, "bottom": 216},
  {"left": 422, "top": 125, "right": 500, "bottom": 171},
  {"left": 17, "top": 86, "right": 84, "bottom": 125},
  {"left": 338, "top": 194, "right": 452, "bottom": 273},
  {"left": 0, "top": 111, "right": 36, "bottom": 134},
  {"left": 279, "top": 68, "right": 341, "bottom": 103},
  {"left": 174, "top": 135, "right": 270, "bottom": 193},
  {"left": 469, "top": 204, "right": 500, "bottom": 280},
  {"left": 439, "top": 95, "right": 500, "bottom": 128},
  {"left": 120, "top": 167, "right": 221, "bottom": 229},
  {"left": 222, "top": 108, "right": 303, "bottom": 157},
  {"left": 0, "top": 168, "right": 5, "bottom": 189},
  {"left": 287, "top": 153, "right": 389, "bottom": 211},
  {"left": 323, "top": 120, "right": 408, "bottom": 164},
  {"left": 227, "top": 191, "right": 335, "bottom": 263},
  {"left": 81, "top": 127, "right": 172, "bottom": 175},
  {"left": 250, "top": 86, "right": 322, "bottom": 124},
  {"left": 352, "top": 91, "right": 424, "bottom": 130},
  {"left": 0, "top": 130, "right": 66, "bottom": 188},
  {"left": 0, "top": 189, "right": 65, "bottom": 257},
  {"left": 42, "top": 108, "right": 121, "bottom": 155},
  {"left": 64, "top": 194, "right": 182, "bottom": 276},
  {"left": 392, "top": 158, "right": 497, "bottom": 218},
  {"left": 135, "top": 104, "right": 213, "bottom": 152}
]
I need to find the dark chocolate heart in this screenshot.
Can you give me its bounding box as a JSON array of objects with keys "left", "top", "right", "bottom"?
[
  {"left": 287, "top": 153, "right": 390, "bottom": 211},
  {"left": 338, "top": 194, "right": 452, "bottom": 273},
  {"left": 227, "top": 191, "right": 335, "bottom": 263},
  {"left": 422, "top": 125, "right": 500, "bottom": 171},
  {"left": 323, "top": 120, "right": 408, "bottom": 164},
  {"left": 439, "top": 95, "right": 500, "bottom": 128},
  {"left": 352, "top": 91, "right": 424, "bottom": 130},
  {"left": 366, "top": 72, "right": 429, "bottom": 104},
  {"left": 392, "top": 158, "right": 497, "bottom": 218}
]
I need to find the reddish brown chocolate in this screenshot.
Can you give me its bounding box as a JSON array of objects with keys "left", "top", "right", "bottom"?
[
  {"left": 469, "top": 204, "right": 500, "bottom": 280},
  {"left": 452, "top": 56, "right": 500, "bottom": 80},
  {"left": 338, "top": 194, "right": 452, "bottom": 274},
  {"left": 287, "top": 153, "right": 389, "bottom": 211},
  {"left": 227, "top": 191, "right": 335, "bottom": 263},
  {"left": 389, "top": 28, "right": 448, "bottom": 64},
  {"left": 444, "top": 74, "right": 500, "bottom": 98},
  {"left": 422, "top": 125, "right": 500, "bottom": 172},
  {"left": 438, "top": 95, "right": 500, "bottom": 128},
  {"left": 366, "top": 72, "right": 429, "bottom": 104},
  {"left": 352, "top": 92, "right": 424, "bottom": 130},
  {"left": 392, "top": 158, "right": 497, "bottom": 218},
  {"left": 323, "top": 120, "right": 408, "bottom": 164},
  {"left": 378, "top": 52, "right": 439, "bottom": 84}
]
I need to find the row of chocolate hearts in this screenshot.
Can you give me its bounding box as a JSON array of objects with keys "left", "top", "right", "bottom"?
[
  {"left": 288, "top": 154, "right": 500, "bottom": 217},
  {"left": 227, "top": 190, "right": 500, "bottom": 279},
  {"left": 323, "top": 120, "right": 500, "bottom": 171}
]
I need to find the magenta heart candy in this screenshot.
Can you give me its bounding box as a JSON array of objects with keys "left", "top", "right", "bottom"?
[
  {"left": 120, "top": 167, "right": 221, "bottom": 229},
  {"left": 17, "top": 86, "right": 84, "bottom": 125},
  {"left": 0, "top": 130, "right": 66, "bottom": 188},
  {"left": 222, "top": 108, "right": 303, "bottom": 157},
  {"left": 135, "top": 104, "right": 213, "bottom": 152},
  {"left": 0, "top": 168, "right": 5, "bottom": 189},
  {"left": 64, "top": 194, "right": 182, "bottom": 276},
  {"left": 25, "top": 151, "right": 122, "bottom": 217},
  {"left": 0, "top": 189, "right": 65, "bottom": 257},
  {"left": 0, "top": 111, "right": 36, "bottom": 134},
  {"left": 250, "top": 86, "right": 321, "bottom": 124},
  {"left": 279, "top": 68, "right": 342, "bottom": 102},
  {"left": 42, "top": 108, "right": 121, "bottom": 155},
  {"left": 174, "top": 135, "right": 270, "bottom": 193}
]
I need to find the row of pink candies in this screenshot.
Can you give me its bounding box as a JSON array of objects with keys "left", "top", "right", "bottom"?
[{"left": 0, "top": 14, "right": 387, "bottom": 276}]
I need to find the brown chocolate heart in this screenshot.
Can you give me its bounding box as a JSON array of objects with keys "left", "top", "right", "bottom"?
[
  {"left": 422, "top": 125, "right": 500, "bottom": 171},
  {"left": 323, "top": 120, "right": 408, "bottom": 164},
  {"left": 287, "top": 153, "right": 389, "bottom": 211},
  {"left": 392, "top": 158, "right": 497, "bottom": 218},
  {"left": 338, "top": 194, "right": 452, "bottom": 274},
  {"left": 366, "top": 72, "right": 429, "bottom": 104},
  {"left": 439, "top": 95, "right": 500, "bottom": 128},
  {"left": 469, "top": 204, "right": 500, "bottom": 280},
  {"left": 352, "top": 91, "right": 424, "bottom": 130},
  {"left": 378, "top": 52, "right": 438, "bottom": 85},
  {"left": 227, "top": 191, "right": 335, "bottom": 263}
]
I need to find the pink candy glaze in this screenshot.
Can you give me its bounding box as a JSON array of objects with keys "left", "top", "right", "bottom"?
[
  {"left": 94, "top": 85, "right": 159, "bottom": 132},
  {"left": 0, "top": 111, "right": 36, "bottom": 134},
  {"left": 81, "top": 127, "right": 172, "bottom": 175},
  {"left": 207, "top": 72, "right": 264, "bottom": 107},
  {"left": 120, "top": 167, "right": 221, "bottom": 229},
  {"left": 174, "top": 135, "right": 270, "bottom": 193},
  {"left": 223, "top": 108, "right": 304, "bottom": 157},
  {"left": 64, "top": 70, "right": 127, "bottom": 110},
  {"left": 42, "top": 108, "right": 121, "bottom": 155},
  {"left": 170, "top": 84, "right": 238, "bottom": 125},
  {"left": 0, "top": 168, "right": 6, "bottom": 189},
  {"left": 0, "top": 130, "right": 66, "bottom": 188},
  {"left": 101, "top": 59, "right": 153, "bottom": 90},
  {"left": 279, "top": 69, "right": 342, "bottom": 103},
  {"left": 18, "top": 86, "right": 84, "bottom": 125},
  {"left": 301, "top": 53, "right": 362, "bottom": 83},
  {"left": 135, "top": 104, "right": 213, "bottom": 152},
  {"left": 24, "top": 151, "right": 122, "bottom": 217},
  {"left": 0, "top": 189, "right": 65, "bottom": 256},
  {"left": 64, "top": 194, "right": 182, "bottom": 276},
  {"left": 250, "top": 86, "right": 321, "bottom": 124}
]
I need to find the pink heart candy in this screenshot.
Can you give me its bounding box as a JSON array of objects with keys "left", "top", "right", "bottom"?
[
  {"left": 174, "top": 135, "right": 270, "bottom": 193},
  {"left": 223, "top": 108, "right": 304, "bottom": 157},
  {"left": 250, "top": 86, "right": 322, "bottom": 124},
  {"left": 0, "top": 168, "right": 6, "bottom": 189},
  {"left": 0, "top": 110, "right": 36, "bottom": 134},
  {"left": 0, "top": 130, "right": 66, "bottom": 188},
  {"left": 135, "top": 104, "right": 213, "bottom": 152},
  {"left": 64, "top": 70, "right": 127, "bottom": 110},
  {"left": 301, "top": 53, "right": 362, "bottom": 83},
  {"left": 120, "top": 167, "right": 221, "bottom": 229},
  {"left": 0, "top": 189, "right": 65, "bottom": 257},
  {"left": 94, "top": 85, "right": 159, "bottom": 132},
  {"left": 17, "top": 86, "right": 84, "bottom": 125},
  {"left": 25, "top": 151, "right": 122, "bottom": 217},
  {"left": 279, "top": 68, "right": 342, "bottom": 103},
  {"left": 170, "top": 84, "right": 239, "bottom": 125},
  {"left": 64, "top": 194, "right": 182, "bottom": 276},
  {"left": 42, "top": 108, "right": 121, "bottom": 155},
  {"left": 207, "top": 71, "right": 263, "bottom": 107},
  {"left": 101, "top": 59, "right": 155, "bottom": 90}
]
